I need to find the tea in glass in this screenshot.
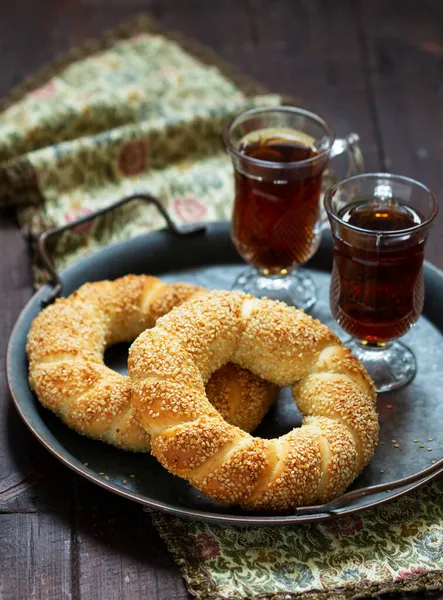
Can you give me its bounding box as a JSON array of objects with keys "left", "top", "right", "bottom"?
[
  {"left": 225, "top": 106, "right": 363, "bottom": 310},
  {"left": 233, "top": 128, "right": 324, "bottom": 273},
  {"left": 325, "top": 173, "right": 438, "bottom": 392}
]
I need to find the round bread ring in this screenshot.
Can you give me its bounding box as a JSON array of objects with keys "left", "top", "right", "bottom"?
[
  {"left": 129, "top": 291, "right": 378, "bottom": 511},
  {"left": 27, "top": 276, "right": 276, "bottom": 452}
]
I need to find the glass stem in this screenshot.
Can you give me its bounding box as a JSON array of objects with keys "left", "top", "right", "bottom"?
[{"left": 346, "top": 337, "right": 416, "bottom": 393}]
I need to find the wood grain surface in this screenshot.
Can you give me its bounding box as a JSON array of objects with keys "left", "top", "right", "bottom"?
[{"left": 1, "top": 1, "right": 442, "bottom": 599}]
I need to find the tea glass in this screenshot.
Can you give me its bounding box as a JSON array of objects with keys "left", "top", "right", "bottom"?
[
  {"left": 224, "top": 106, "right": 363, "bottom": 310},
  {"left": 325, "top": 173, "right": 438, "bottom": 392}
]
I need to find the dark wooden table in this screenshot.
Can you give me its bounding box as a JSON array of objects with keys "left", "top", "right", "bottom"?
[{"left": 1, "top": 1, "right": 443, "bottom": 599}]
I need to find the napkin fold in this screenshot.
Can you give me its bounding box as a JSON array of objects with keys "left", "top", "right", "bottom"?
[
  {"left": 2, "top": 13, "right": 442, "bottom": 600},
  {"left": 0, "top": 13, "right": 280, "bottom": 284}
]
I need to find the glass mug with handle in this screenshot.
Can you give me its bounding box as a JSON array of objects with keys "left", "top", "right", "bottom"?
[
  {"left": 224, "top": 106, "right": 364, "bottom": 310},
  {"left": 325, "top": 173, "right": 438, "bottom": 392}
]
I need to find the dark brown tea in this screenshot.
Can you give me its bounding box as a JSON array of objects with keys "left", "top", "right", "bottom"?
[
  {"left": 330, "top": 200, "right": 426, "bottom": 344},
  {"left": 232, "top": 128, "right": 326, "bottom": 274}
]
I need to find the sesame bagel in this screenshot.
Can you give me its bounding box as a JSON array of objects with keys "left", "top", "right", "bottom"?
[
  {"left": 27, "top": 276, "right": 276, "bottom": 452},
  {"left": 129, "top": 291, "right": 378, "bottom": 511}
]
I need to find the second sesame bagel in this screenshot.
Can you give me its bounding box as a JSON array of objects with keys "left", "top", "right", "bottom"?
[{"left": 27, "top": 276, "right": 276, "bottom": 452}]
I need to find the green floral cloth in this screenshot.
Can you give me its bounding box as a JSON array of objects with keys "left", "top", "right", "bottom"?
[
  {"left": 153, "top": 479, "right": 443, "bottom": 599},
  {"left": 1, "top": 14, "right": 442, "bottom": 600},
  {"left": 0, "top": 15, "right": 279, "bottom": 282}
]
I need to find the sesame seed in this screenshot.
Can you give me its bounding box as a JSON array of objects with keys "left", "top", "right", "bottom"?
[
  {"left": 427, "top": 448, "right": 433, "bottom": 452},
  {"left": 83, "top": 462, "right": 89, "bottom": 467},
  {"left": 130, "top": 474, "right": 136, "bottom": 478},
  {"left": 428, "top": 438, "right": 434, "bottom": 442},
  {"left": 99, "top": 472, "right": 105, "bottom": 476},
  {"left": 380, "top": 469, "right": 384, "bottom": 473},
  {"left": 105, "top": 475, "right": 110, "bottom": 480},
  {"left": 123, "top": 479, "right": 127, "bottom": 485},
  {"left": 413, "top": 440, "right": 419, "bottom": 443},
  {"left": 386, "top": 404, "right": 392, "bottom": 409},
  {"left": 420, "top": 445, "right": 425, "bottom": 449}
]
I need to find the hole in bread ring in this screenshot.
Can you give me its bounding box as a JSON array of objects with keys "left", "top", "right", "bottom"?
[{"left": 129, "top": 291, "right": 379, "bottom": 511}]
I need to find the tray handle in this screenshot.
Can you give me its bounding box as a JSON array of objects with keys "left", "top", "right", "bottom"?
[
  {"left": 295, "top": 455, "right": 443, "bottom": 516},
  {"left": 38, "top": 193, "right": 206, "bottom": 307}
]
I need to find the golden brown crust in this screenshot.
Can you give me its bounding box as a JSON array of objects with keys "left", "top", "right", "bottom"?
[
  {"left": 194, "top": 437, "right": 269, "bottom": 505},
  {"left": 294, "top": 373, "right": 379, "bottom": 467},
  {"left": 246, "top": 429, "right": 323, "bottom": 511},
  {"left": 129, "top": 291, "right": 379, "bottom": 510},
  {"left": 205, "top": 364, "right": 276, "bottom": 432},
  {"left": 27, "top": 276, "right": 277, "bottom": 452},
  {"left": 156, "top": 292, "right": 244, "bottom": 382}
]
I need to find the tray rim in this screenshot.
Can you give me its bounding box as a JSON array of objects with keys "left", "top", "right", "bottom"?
[{"left": 7, "top": 221, "right": 443, "bottom": 526}]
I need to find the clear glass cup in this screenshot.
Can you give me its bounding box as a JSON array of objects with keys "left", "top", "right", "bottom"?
[
  {"left": 224, "top": 106, "right": 363, "bottom": 310},
  {"left": 325, "top": 173, "right": 438, "bottom": 393}
]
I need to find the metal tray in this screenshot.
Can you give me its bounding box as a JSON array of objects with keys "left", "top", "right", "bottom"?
[{"left": 7, "top": 216, "right": 443, "bottom": 526}]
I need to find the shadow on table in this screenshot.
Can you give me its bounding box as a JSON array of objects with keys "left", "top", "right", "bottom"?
[{"left": 4, "top": 398, "right": 180, "bottom": 572}]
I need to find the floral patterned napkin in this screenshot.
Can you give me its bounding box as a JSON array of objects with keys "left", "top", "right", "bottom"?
[
  {"left": 0, "top": 14, "right": 280, "bottom": 283},
  {"left": 1, "top": 14, "right": 442, "bottom": 600},
  {"left": 153, "top": 479, "right": 443, "bottom": 599}
]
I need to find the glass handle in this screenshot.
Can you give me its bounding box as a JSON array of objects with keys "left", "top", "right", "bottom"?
[
  {"left": 321, "top": 133, "right": 364, "bottom": 230},
  {"left": 330, "top": 132, "right": 364, "bottom": 177}
]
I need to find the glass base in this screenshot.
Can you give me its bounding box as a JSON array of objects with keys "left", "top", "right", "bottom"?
[
  {"left": 346, "top": 338, "right": 417, "bottom": 393},
  {"left": 232, "top": 267, "right": 317, "bottom": 311}
]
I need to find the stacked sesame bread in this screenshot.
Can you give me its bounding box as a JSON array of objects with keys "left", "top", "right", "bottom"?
[{"left": 27, "top": 277, "right": 378, "bottom": 511}]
